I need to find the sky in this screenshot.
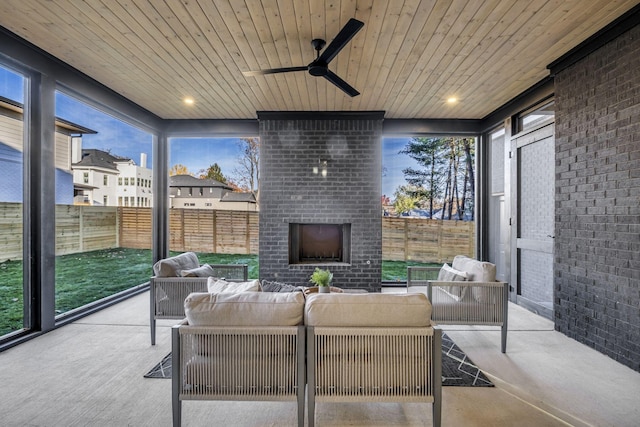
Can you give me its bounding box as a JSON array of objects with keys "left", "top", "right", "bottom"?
[
  {"left": 1, "top": 65, "right": 415, "bottom": 198},
  {"left": 382, "top": 137, "right": 421, "bottom": 198}
]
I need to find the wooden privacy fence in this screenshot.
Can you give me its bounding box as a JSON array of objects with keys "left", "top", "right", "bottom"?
[
  {"left": 57, "top": 205, "right": 119, "bottom": 255},
  {"left": 166, "top": 208, "right": 259, "bottom": 254},
  {"left": 0, "top": 203, "right": 23, "bottom": 262},
  {"left": 118, "top": 208, "right": 259, "bottom": 254},
  {"left": 382, "top": 217, "right": 475, "bottom": 263},
  {"left": 0, "top": 203, "right": 474, "bottom": 262},
  {"left": 119, "top": 207, "right": 152, "bottom": 249},
  {"left": 0, "top": 203, "right": 120, "bottom": 262}
]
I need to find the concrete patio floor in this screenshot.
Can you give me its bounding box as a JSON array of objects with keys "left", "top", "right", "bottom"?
[{"left": 0, "top": 289, "right": 638, "bottom": 426}]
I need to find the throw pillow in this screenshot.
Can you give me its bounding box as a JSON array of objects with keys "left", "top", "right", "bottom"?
[
  {"left": 437, "top": 263, "right": 468, "bottom": 301},
  {"left": 260, "top": 280, "right": 304, "bottom": 293},
  {"left": 152, "top": 252, "right": 200, "bottom": 277},
  {"left": 207, "top": 277, "right": 260, "bottom": 293},
  {"left": 437, "top": 263, "right": 468, "bottom": 282},
  {"left": 180, "top": 264, "right": 216, "bottom": 277}
]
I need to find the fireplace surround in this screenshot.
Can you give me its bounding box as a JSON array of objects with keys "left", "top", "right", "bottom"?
[{"left": 258, "top": 111, "right": 384, "bottom": 291}]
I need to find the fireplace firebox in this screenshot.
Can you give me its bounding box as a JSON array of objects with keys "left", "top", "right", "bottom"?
[{"left": 289, "top": 223, "right": 351, "bottom": 264}]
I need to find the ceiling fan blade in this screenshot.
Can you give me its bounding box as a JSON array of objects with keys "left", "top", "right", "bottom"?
[
  {"left": 323, "top": 70, "right": 360, "bottom": 97},
  {"left": 317, "top": 18, "right": 364, "bottom": 65},
  {"left": 242, "top": 66, "right": 307, "bottom": 77}
]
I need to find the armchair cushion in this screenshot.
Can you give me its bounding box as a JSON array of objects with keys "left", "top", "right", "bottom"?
[
  {"left": 184, "top": 291, "right": 305, "bottom": 326},
  {"left": 452, "top": 255, "right": 496, "bottom": 282},
  {"left": 304, "top": 293, "right": 431, "bottom": 327},
  {"left": 260, "top": 279, "right": 304, "bottom": 293},
  {"left": 207, "top": 277, "right": 260, "bottom": 293},
  {"left": 180, "top": 264, "right": 216, "bottom": 277},
  {"left": 152, "top": 252, "right": 199, "bottom": 277},
  {"left": 451, "top": 255, "right": 498, "bottom": 303}
]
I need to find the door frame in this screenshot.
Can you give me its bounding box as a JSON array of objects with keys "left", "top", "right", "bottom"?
[{"left": 509, "top": 122, "right": 555, "bottom": 319}]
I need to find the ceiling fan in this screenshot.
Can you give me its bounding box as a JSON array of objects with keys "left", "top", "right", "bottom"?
[{"left": 242, "top": 18, "right": 364, "bottom": 97}]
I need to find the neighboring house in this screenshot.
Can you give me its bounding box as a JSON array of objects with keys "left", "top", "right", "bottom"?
[
  {"left": 71, "top": 142, "right": 152, "bottom": 207},
  {"left": 72, "top": 147, "right": 119, "bottom": 206},
  {"left": 169, "top": 174, "right": 257, "bottom": 211},
  {"left": 220, "top": 191, "right": 258, "bottom": 212},
  {"left": 0, "top": 96, "right": 96, "bottom": 204},
  {"left": 115, "top": 153, "right": 152, "bottom": 207}
]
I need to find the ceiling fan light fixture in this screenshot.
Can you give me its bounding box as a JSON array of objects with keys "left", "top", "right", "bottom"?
[{"left": 308, "top": 63, "right": 328, "bottom": 76}]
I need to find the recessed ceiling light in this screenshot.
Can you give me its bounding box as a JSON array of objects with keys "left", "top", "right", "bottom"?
[
  {"left": 447, "top": 97, "right": 458, "bottom": 104},
  {"left": 184, "top": 97, "right": 195, "bottom": 105}
]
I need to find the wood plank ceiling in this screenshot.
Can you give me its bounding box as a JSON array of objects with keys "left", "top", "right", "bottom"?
[{"left": 0, "top": 0, "right": 636, "bottom": 120}]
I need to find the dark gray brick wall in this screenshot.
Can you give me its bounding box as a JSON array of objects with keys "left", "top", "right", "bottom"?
[
  {"left": 258, "top": 113, "right": 383, "bottom": 291},
  {"left": 555, "top": 23, "right": 640, "bottom": 372}
]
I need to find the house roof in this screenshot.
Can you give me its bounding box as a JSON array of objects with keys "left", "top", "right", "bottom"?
[
  {"left": 0, "top": 1, "right": 637, "bottom": 121},
  {"left": 169, "top": 174, "right": 233, "bottom": 190},
  {"left": 221, "top": 192, "right": 257, "bottom": 203},
  {"left": 73, "top": 149, "right": 129, "bottom": 171},
  {"left": 0, "top": 96, "right": 98, "bottom": 134}
]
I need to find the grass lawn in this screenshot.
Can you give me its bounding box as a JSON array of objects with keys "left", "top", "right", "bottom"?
[
  {"left": 0, "top": 248, "right": 436, "bottom": 336},
  {"left": 381, "top": 260, "right": 438, "bottom": 283}
]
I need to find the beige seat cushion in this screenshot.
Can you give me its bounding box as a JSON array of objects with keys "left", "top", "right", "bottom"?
[
  {"left": 304, "top": 293, "right": 431, "bottom": 327},
  {"left": 452, "top": 255, "right": 496, "bottom": 282},
  {"left": 152, "top": 252, "right": 200, "bottom": 277},
  {"left": 185, "top": 291, "right": 305, "bottom": 326}
]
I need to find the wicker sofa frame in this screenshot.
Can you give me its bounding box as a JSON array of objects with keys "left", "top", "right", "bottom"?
[
  {"left": 407, "top": 266, "right": 509, "bottom": 353},
  {"left": 307, "top": 325, "right": 442, "bottom": 427},
  {"left": 172, "top": 322, "right": 306, "bottom": 427},
  {"left": 149, "top": 264, "right": 248, "bottom": 345},
  {"left": 304, "top": 293, "right": 442, "bottom": 427}
]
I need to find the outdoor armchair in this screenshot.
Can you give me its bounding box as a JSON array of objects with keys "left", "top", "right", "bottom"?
[
  {"left": 408, "top": 255, "right": 509, "bottom": 352},
  {"left": 150, "top": 252, "right": 248, "bottom": 344}
]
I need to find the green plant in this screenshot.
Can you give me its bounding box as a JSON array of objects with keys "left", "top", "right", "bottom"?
[{"left": 309, "top": 267, "right": 333, "bottom": 287}]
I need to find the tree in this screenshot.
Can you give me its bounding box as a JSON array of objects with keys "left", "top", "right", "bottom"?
[
  {"left": 441, "top": 138, "right": 456, "bottom": 220},
  {"left": 393, "top": 191, "right": 419, "bottom": 215},
  {"left": 400, "top": 138, "right": 446, "bottom": 218},
  {"left": 169, "top": 164, "right": 191, "bottom": 176},
  {"left": 199, "top": 163, "right": 227, "bottom": 183},
  {"left": 460, "top": 138, "right": 475, "bottom": 220},
  {"left": 399, "top": 137, "right": 475, "bottom": 220},
  {"left": 231, "top": 137, "right": 260, "bottom": 193}
]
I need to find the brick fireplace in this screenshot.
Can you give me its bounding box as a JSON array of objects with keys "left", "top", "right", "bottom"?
[{"left": 258, "top": 111, "right": 384, "bottom": 291}]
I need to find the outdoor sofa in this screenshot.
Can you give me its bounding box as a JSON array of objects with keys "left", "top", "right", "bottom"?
[
  {"left": 407, "top": 255, "right": 509, "bottom": 352},
  {"left": 171, "top": 290, "right": 442, "bottom": 427}
]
